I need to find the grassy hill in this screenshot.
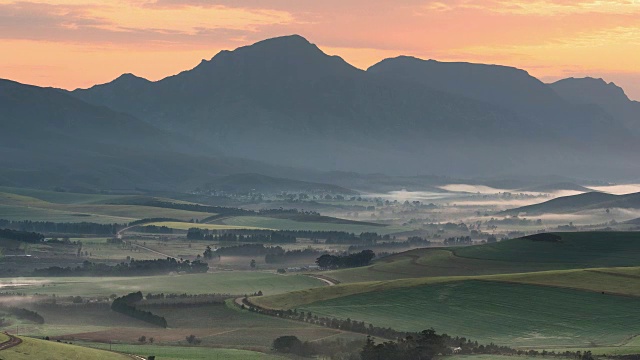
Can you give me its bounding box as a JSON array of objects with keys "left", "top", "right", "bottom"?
[
  {"left": 315, "top": 232, "right": 640, "bottom": 283},
  {"left": 501, "top": 191, "right": 640, "bottom": 215},
  {"left": 0, "top": 336, "right": 131, "bottom": 360},
  {"left": 298, "top": 281, "right": 640, "bottom": 347}
]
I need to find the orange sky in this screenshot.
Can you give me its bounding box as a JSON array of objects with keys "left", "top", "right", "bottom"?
[{"left": 1, "top": 0, "right": 639, "bottom": 99}]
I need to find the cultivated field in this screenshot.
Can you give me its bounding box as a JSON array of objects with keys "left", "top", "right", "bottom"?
[{"left": 298, "top": 280, "right": 640, "bottom": 347}]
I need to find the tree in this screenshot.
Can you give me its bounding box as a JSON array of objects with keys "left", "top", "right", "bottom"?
[
  {"left": 148, "top": 337, "right": 154, "bottom": 344},
  {"left": 272, "top": 335, "right": 302, "bottom": 353},
  {"left": 185, "top": 334, "right": 201, "bottom": 345},
  {"left": 250, "top": 259, "right": 256, "bottom": 269},
  {"left": 138, "top": 335, "right": 146, "bottom": 343},
  {"left": 203, "top": 246, "right": 213, "bottom": 260}
]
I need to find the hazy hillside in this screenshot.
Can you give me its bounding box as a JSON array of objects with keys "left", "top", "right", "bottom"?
[
  {"left": 502, "top": 191, "right": 640, "bottom": 215},
  {"left": 202, "top": 173, "right": 358, "bottom": 194},
  {"left": 550, "top": 77, "right": 640, "bottom": 134},
  {"left": 71, "top": 35, "right": 640, "bottom": 179},
  {"left": 0, "top": 79, "right": 305, "bottom": 192}
]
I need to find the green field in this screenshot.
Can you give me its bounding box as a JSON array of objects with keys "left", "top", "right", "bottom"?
[
  {"left": 221, "top": 216, "right": 404, "bottom": 234},
  {"left": 299, "top": 280, "right": 640, "bottom": 347},
  {"left": 0, "top": 189, "right": 214, "bottom": 223},
  {"left": 1, "top": 272, "right": 324, "bottom": 297},
  {"left": 324, "top": 232, "right": 640, "bottom": 283},
  {"left": 1, "top": 336, "right": 131, "bottom": 360},
  {"left": 87, "top": 343, "right": 288, "bottom": 360}
]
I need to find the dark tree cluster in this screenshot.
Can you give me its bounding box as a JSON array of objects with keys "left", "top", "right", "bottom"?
[
  {"left": 0, "top": 307, "right": 45, "bottom": 324},
  {"left": 258, "top": 208, "right": 320, "bottom": 216},
  {"left": 0, "top": 220, "right": 122, "bottom": 235},
  {"left": 0, "top": 228, "right": 44, "bottom": 243},
  {"left": 443, "top": 236, "right": 472, "bottom": 245},
  {"left": 315, "top": 250, "right": 376, "bottom": 270},
  {"left": 111, "top": 291, "right": 167, "bottom": 328},
  {"left": 33, "top": 258, "right": 209, "bottom": 277}
]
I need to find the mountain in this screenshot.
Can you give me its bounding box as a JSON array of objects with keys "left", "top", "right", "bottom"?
[
  {"left": 501, "top": 191, "right": 640, "bottom": 215},
  {"left": 201, "top": 173, "right": 357, "bottom": 195},
  {"left": 0, "top": 79, "right": 300, "bottom": 192},
  {"left": 550, "top": 77, "right": 640, "bottom": 134},
  {"left": 368, "top": 56, "right": 563, "bottom": 115},
  {"left": 71, "top": 35, "right": 640, "bottom": 179}
]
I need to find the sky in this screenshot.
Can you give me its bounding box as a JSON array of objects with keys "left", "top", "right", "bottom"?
[{"left": 1, "top": 0, "right": 639, "bottom": 100}]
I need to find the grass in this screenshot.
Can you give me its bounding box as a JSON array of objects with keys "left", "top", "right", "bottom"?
[
  {"left": 1, "top": 336, "right": 131, "bottom": 360},
  {"left": 86, "top": 343, "right": 288, "bottom": 360},
  {"left": 221, "top": 216, "right": 403, "bottom": 234},
  {"left": 299, "top": 280, "right": 640, "bottom": 347},
  {"left": 3, "top": 272, "right": 325, "bottom": 297},
  {"left": 253, "top": 266, "right": 640, "bottom": 309}
]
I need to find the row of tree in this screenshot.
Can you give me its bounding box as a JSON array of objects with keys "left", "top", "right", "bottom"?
[
  {"left": 0, "top": 220, "right": 122, "bottom": 235},
  {"left": 111, "top": 292, "right": 167, "bottom": 328},
  {"left": 33, "top": 258, "right": 209, "bottom": 277},
  {"left": 0, "top": 228, "right": 44, "bottom": 243},
  {"left": 187, "top": 230, "right": 296, "bottom": 243}
]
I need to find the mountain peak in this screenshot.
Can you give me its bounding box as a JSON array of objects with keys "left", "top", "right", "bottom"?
[{"left": 551, "top": 77, "right": 630, "bottom": 104}]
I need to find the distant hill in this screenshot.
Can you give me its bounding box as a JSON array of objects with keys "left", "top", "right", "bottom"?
[
  {"left": 202, "top": 173, "right": 358, "bottom": 195},
  {"left": 550, "top": 77, "right": 640, "bottom": 134},
  {"left": 0, "top": 79, "right": 303, "bottom": 192},
  {"left": 70, "top": 35, "right": 640, "bottom": 179},
  {"left": 518, "top": 182, "right": 593, "bottom": 193},
  {"left": 501, "top": 191, "right": 640, "bottom": 215}
]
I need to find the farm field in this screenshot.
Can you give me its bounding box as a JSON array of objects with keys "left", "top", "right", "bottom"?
[
  {"left": 0, "top": 271, "right": 324, "bottom": 297},
  {"left": 0, "top": 336, "right": 131, "bottom": 360},
  {"left": 0, "top": 189, "right": 216, "bottom": 223},
  {"left": 220, "top": 215, "right": 404, "bottom": 234},
  {"left": 298, "top": 280, "right": 640, "bottom": 348}
]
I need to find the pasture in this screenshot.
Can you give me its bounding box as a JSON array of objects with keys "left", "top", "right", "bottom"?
[
  {"left": 0, "top": 336, "right": 131, "bottom": 360},
  {"left": 221, "top": 216, "right": 404, "bottom": 234},
  {"left": 298, "top": 280, "right": 640, "bottom": 348},
  {"left": 1, "top": 271, "right": 324, "bottom": 297}
]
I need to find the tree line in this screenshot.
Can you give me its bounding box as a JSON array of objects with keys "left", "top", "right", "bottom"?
[
  {"left": 0, "top": 220, "right": 122, "bottom": 235},
  {"left": 0, "top": 228, "right": 44, "bottom": 243},
  {"left": 187, "top": 229, "right": 296, "bottom": 243},
  {"left": 111, "top": 291, "right": 167, "bottom": 328},
  {"left": 316, "top": 250, "right": 376, "bottom": 270},
  {"left": 33, "top": 258, "right": 209, "bottom": 277}
]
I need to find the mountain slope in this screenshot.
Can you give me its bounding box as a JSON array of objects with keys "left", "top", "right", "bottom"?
[
  {"left": 550, "top": 77, "right": 640, "bottom": 134},
  {"left": 0, "top": 79, "right": 300, "bottom": 191},
  {"left": 202, "top": 173, "right": 357, "bottom": 194}
]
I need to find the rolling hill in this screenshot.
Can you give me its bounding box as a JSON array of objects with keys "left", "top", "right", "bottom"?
[{"left": 501, "top": 191, "right": 640, "bottom": 215}]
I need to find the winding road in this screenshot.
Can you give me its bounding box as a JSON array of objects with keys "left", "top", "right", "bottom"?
[{"left": 0, "top": 333, "right": 22, "bottom": 351}]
